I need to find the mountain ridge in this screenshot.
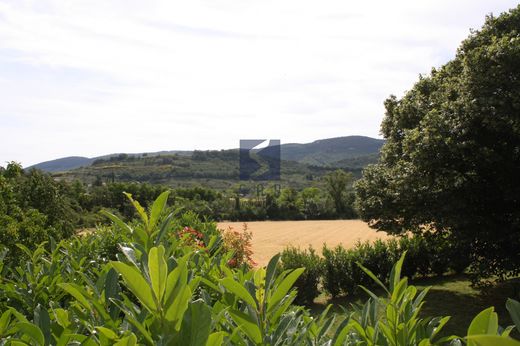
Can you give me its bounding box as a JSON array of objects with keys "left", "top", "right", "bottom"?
[{"left": 28, "top": 135, "right": 384, "bottom": 172}]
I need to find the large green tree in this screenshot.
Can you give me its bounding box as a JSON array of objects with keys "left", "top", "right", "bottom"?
[
  {"left": 355, "top": 6, "right": 520, "bottom": 279},
  {"left": 324, "top": 169, "right": 355, "bottom": 217}
]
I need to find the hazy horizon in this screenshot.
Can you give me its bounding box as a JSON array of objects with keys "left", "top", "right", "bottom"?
[{"left": 1, "top": 0, "right": 519, "bottom": 166}]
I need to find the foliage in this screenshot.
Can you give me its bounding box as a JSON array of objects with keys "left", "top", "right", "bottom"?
[
  {"left": 0, "top": 162, "right": 77, "bottom": 264},
  {"left": 0, "top": 193, "right": 519, "bottom": 345},
  {"left": 321, "top": 235, "right": 470, "bottom": 298},
  {"left": 220, "top": 224, "right": 255, "bottom": 268},
  {"left": 323, "top": 170, "right": 356, "bottom": 218},
  {"left": 355, "top": 6, "right": 520, "bottom": 281},
  {"left": 281, "top": 246, "right": 323, "bottom": 305}
]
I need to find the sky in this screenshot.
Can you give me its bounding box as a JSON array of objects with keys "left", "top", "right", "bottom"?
[{"left": 0, "top": 0, "right": 519, "bottom": 166}]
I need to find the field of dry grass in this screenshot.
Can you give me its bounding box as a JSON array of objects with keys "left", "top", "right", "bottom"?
[{"left": 217, "top": 220, "right": 391, "bottom": 266}]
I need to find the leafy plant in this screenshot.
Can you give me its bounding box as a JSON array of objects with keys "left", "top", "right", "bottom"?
[{"left": 281, "top": 246, "right": 323, "bottom": 305}]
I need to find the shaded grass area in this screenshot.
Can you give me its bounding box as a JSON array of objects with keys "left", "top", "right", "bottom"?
[{"left": 310, "top": 275, "right": 519, "bottom": 337}]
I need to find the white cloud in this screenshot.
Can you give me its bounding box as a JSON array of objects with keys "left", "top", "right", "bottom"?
[{"left": 0, "top": 0, "right": 518, "bottom": 166}]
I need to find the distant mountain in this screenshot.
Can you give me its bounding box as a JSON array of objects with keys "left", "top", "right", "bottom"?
[
  {"left": 280, "top": 136, "right": 384, "bottom": 166},
  {"left": 28, "top": 151, "right": 193, "bottom": 172},
  {"left": 29, "top": 136, "right": 384, "bottom": 172},
  {"left": 28, "top": 156, "right": 95, "bottom": 172}
]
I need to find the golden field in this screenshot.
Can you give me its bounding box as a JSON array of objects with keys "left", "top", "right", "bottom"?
[{"left": 217, "top": 220, "right": 391, "bottom": 266}]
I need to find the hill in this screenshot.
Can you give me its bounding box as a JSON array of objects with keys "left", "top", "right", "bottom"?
[
  {"left": 281, "top": 136, "right": 384, "bottom": 166},
  {"left": 28, "top": 156, "right": 95, "bottom": 172},
  {"left": 28, "top": 151, "right": 192, "bottom": 172},
  {"left": 53, "top": 149, "right": 339, "bottom": 190},
  {"left": 29, "top": 136, "right": 384, "bottom": 173}
]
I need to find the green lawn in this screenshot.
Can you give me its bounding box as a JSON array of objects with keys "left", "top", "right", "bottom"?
[{"left": 311, "top": 275, "right": 519, "bottom": 338}]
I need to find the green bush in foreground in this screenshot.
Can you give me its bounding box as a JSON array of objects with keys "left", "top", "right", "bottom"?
[
  {"left": 281, "top": 247, "right": 323, "bottom": 305},
  {"left": 0, "top": 192, "right": 519, "bottom": 345}
]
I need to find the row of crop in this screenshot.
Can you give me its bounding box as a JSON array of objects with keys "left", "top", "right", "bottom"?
[{"left": 280, "top": 234, "right": 472, "bottom": 305}]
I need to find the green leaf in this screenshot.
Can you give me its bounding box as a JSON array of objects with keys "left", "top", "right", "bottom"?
[
  {"left": 506, "top": 299, "right": 520, "bottom": 331},
  {"left": 265, "top": 253, "right": 280, "bottom": 293},
  {"left": 0, "top": 309, "right": 12, "bottom": 335},
  {"left": 100, "top": 210, "right": 133, "bottom": 234},
  {"left": 124, "top": 192, "right": 149, "bottom": 226},
  {"left": 357, "top": 262, "right": 390, "bottom": 295},
  {"left": 430, "top": 316, "right": 450, "bottom": 341},
  {"left": 164, "top": 254, "right": 190, "bottom": 306},
  {"left": 57, "top": 283, "right": 92, "bottom": 310},
  {"left": 206, "top": 332, "right": 226, "bottom": 346},
  {"left": 228, "top": 309, "right": 262, "bottom": 344},
  {"left": 221, "top": 278, "right": 257, "bottom": 308},
  {"left": 467, "top": 307, "right": 499, "bottom": 338},
  {"left": 96, "top": 327, "right": 118, "bottom": 340},
  {"left": 111, "top": 261, "right": 157, "bottom": 313},
  {"left": 52, "top": 309, "right": 70, "bottom": 329},
  {"left": 165, "top": 285, "right": 192, "bottom": 330},
  {"left": 467, "top": 335, "right": 520, "bottom": 346},
  {"left": 332, "top": 316, "right": 353, "bottom": 346},
  {"left": 154, "top": 212, "right": 174, "bottom": 246},
  {"left": 148, "top": 246, "right": 167, "bottom": 302},
  {"left": 390, "top": 251, "right": 406, "bottom": 292},
  {"left": 114, "top": 333, "right": 137, "bottom": 346},
  {"left": 149, "top": 191, "right": 170, "bottom": 232},
  {"left": 13, "top": 322, "right": 45, "bottom": 346},
  {"left": 269, "top": 268, "right": 304, "bottom": 309},
  {"left": 34, "top": 305, "right": 51, "bottom": 346},
  {"left": 179, "top": 299, "right": 212, "bottom": 346}
]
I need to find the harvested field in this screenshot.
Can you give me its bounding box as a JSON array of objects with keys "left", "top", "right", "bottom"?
[{"left": 217, "top": 220, "right": 391, "bottom": 266}]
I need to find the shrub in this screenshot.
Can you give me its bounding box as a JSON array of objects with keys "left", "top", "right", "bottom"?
[
  {"left": 281, "top": 246, "right": 323, "bottom": 305},
  {"left": 352, "top": 239, "right": 395, "bottom": 287},
  {"left": 398, "top": 235, "right": 430, "bottom": 278},
  {"left": 220, "top": 223, "right": 255, "bottom": 268},
  {"left": 1, "top": 191, "right": 520, "bottom": 345},
  {"left": 322, "top": 244, "right": 353, "bottom": 297}
]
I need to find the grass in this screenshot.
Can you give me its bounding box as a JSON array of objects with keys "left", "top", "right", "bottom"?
[{"left": 310, "top": 274, "right": 519, "bottom": 337}]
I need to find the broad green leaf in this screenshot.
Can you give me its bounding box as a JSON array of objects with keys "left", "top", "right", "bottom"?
[
  {"left": 164, "top": 254, "right": 190, "bottom": 305},
  {"left": 148, "top": 246, "right": 167, "bottom": 302},
  {"left": 154, "top": 212, "right": 174, "bottom": 246},
  {"left": 391, "top": 277, "right": 408, "bottom": 303},
  {"left": 467, "top": 307, "right": 499, "bottom": 346},
  {"left": 332, "top": 317, "right": 353, "bottom": 346},
  {"left": 100, "top": 210, "right": 133, "bottom": 234},
  {"left": 468, "top": 307, "right": 498, "bottom": 336},
  {"left": 221, "top": 278, "right": 257, "bottom": 308},
  {"left": 149, "top": 191, "right": 170, "bottom": 232},
  {"left": 430, "top": 316, "right": 450, "bottom": 341},
  {"left": 179, "top": 299, "right": 212, "bottom": 346},
  {"left": 111, "top": 261, "right": 157, "bottom": 312},
  {"left": 228, "top": 309, "right": 262, "bottom": 344},
  {"left": 206, "top": 332, "right": 226, "bottom": 346},
  {"left": 13, "top": 322, "right": 45, "bottom": 346},
  {"left": 269, "top": 268, "right": 304, "bottom": 309},
  {"left": 124, "top": 192, "right": 149, "bottom": 226},
  {"left": 265, "top": 253, "right": 280, "bottom": 293},
  {"left": 506, "top": 299, "right": 520, "bottom": 331},
  {"left": 114, "top": 333, "right": 138, "bottom": 346},
  {"left": 34, "top": 305, "right": 51, "bottom": 346},
  {"left": 165, "top": 285, "right": 192, "bottom": 329},
  {"left": 57, "top": 283, "right": 92, "bottom": 309},
  {"left": 467, "top": 335, "right": 520, "bottom": 346},
  {"left": 52, "top": 309, "right": 70, "bottom": 328},
  {"left": 0, "top": 309, "right": 12, "bottom": 334},
  {"left": 96, "top": 327, "right": 118, "bottom": 340}
]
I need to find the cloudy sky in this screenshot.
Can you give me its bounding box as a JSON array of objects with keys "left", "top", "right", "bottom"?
[{"left": 0, "top": 0, "right": 518, "bottom": 166}]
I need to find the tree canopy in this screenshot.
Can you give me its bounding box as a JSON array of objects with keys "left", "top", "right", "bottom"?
[{"left": 355, "top": 6, "right": 520, "bottom": 279}]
